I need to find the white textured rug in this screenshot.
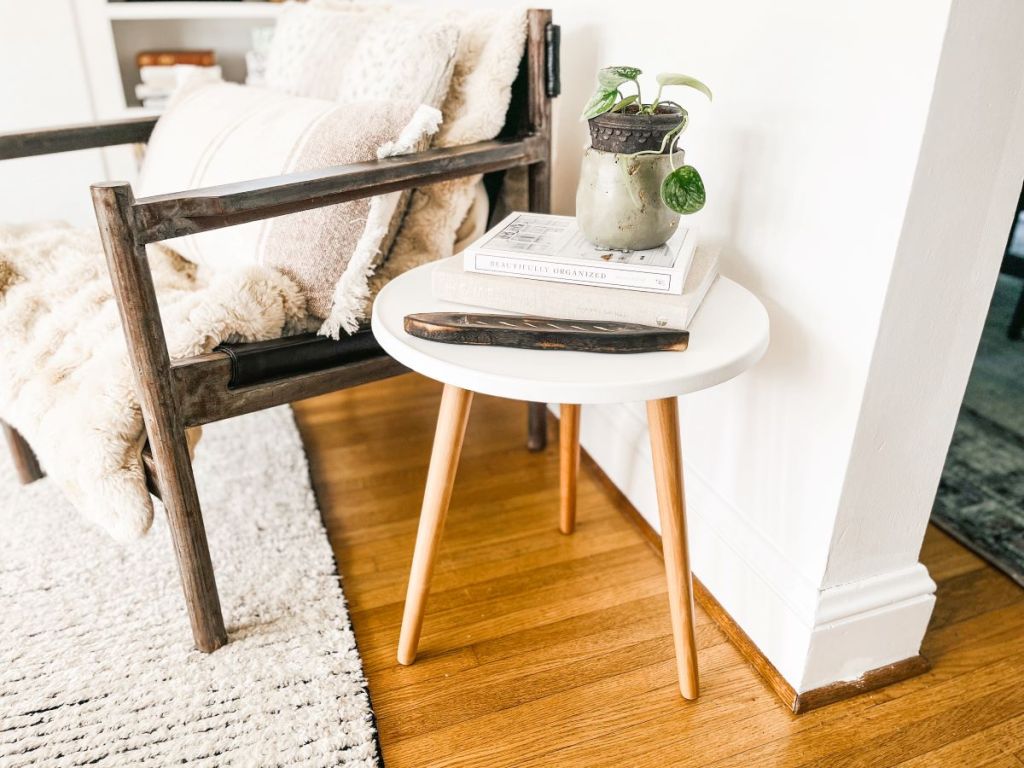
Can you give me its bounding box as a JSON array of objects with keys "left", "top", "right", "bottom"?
[{"left": 0, "top": 407, "right": 381, "bottom": 767}]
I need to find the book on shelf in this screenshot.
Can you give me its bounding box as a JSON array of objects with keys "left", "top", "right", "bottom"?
[
  {"left": 462, "top": 212, "right": 698, "bottom": 295},
  {"left": 135, "top": 62, "right": 223, "bottom": 110},
  {"left": 435, "top": 244, "right": 719, "bottom": 331},
  {"left": 136, "top": 50, "right": 217, "bottom": 69}
]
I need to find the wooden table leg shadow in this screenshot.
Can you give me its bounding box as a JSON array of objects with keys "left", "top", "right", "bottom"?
[{"left": 395, "top": 392, "right": 700, "bottom": 700}]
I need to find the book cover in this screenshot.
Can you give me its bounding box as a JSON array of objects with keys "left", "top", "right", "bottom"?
[
  {"left": 136, "top": 50, "right": 217, "bottom": 68},
  {"left": 462, "top": 212, "right": 697, "bottom": 295},
  {"left": 437, "top": 245, "right": 720, "bottom": 331}
]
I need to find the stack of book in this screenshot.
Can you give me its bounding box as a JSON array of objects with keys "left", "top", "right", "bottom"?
[
  {"left": 135, "top": 50, "right": 222, "bottom": 110},
  {"left": 432, "top": 212, "right": 719, "bottom": 331}
]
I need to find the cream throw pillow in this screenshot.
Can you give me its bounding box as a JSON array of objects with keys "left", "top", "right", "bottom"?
[
  {"left": 136, "top": 82, "right": 441, "bottom": 335},
  {"left": 262, "top": 3, "right": 381, "bottom": 101},
  {"left": 365, "top": 6, "right": 529, "bottom": 309},
  {"left": 265, "top": 1, "right": 459, "bottom": 111},
  {"left": 276, "top": 2, "right": 528, "bottom": 316}
]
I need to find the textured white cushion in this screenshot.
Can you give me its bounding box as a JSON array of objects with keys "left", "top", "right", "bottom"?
[
  {"left": 136, "top": 82, "right": 441, "bottom": 334},
  {"left": 265, "top": 1, "right": 459, "bottom": 110},
  {"left": 366, "top": 6, "right": 528, "bottom": 306}
]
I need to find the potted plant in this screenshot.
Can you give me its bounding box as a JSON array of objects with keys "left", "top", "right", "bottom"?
[{"left": 576, "top": 66, "right": 711, "bottom": 250}]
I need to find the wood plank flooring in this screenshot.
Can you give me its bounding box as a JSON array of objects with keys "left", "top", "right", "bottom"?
[{"left": 293, "top": 373, "right": 1024, "bottom": 767}]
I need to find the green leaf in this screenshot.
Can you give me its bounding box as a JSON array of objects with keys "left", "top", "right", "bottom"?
[
  {"left": 655, "top": 73, "right": 713, "bottom": 101},
  {"left": 598, "top": 66, "right": 642, "bottom": 89},
  {"left": 581, "top": 89, "right": 618, "bottom": 120},
  {"left": 610, "top": 94, "right": 639, "bottom": 113},
  {"left": 661, "top": 166, "right": 706, "bottom": 214}
]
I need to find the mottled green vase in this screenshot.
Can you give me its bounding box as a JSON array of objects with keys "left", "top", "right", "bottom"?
[{"left": 576, "top": 147, "right": 683, "bottom": 250}]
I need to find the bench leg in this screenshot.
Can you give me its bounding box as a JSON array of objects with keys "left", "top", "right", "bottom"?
[
  {"left": 527, "top": 402, "right": 548, "bottom": 451},
  {"left": 93, "top": 182, "right": 226, "bottom": 654},
  {"left": 2, "top": 421, "right": 44, "bottom": 484},
  {"left": 646, "top": 397, "right": 699, "bottom": 700},
  {"left": 398, "top": 384, "right": 474, "bottom": 665},
  {"left": 153, "top": 427, "right": 228, "bottom": 653},
  {"left": 559, "top": 404, "right": 581, "bottom": 535}
]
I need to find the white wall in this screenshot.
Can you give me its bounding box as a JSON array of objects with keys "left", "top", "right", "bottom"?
[
  {"left": 0, "top": 0, "right": 108, "bottom": 227},
  {"left": 824, "top": 0, "right": 1024, "bottom": 589},
  {"left": 550, "top": 0, "right": 952, "bottom": 587},
  {"left": 402, "top": 0, "right": 1024, "bottom": 691}
]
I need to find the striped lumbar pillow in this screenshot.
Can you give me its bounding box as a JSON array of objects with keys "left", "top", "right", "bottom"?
[{"left": 137, "top": 81, "right": 442, "bottom": 336}]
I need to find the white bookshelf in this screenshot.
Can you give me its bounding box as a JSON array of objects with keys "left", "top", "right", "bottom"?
[
  {"left": 76, "top": 1, "right": 278, "bottom": 117},
  {"left": 105, "top": 2, "right": 283, "bottom": 20},
  {"left": 107, "top": 3, "right": 278, "bottom": 108},
  {"left": 70, "top": 0, "right": 279, "bottom": 183}
]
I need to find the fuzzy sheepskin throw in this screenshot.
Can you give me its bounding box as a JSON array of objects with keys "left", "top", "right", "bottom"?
[
  {"left": 0, "top": 222, "right": 308, "bottom": 542},
  {"left": 135, "top": 79, "right": 443, "bottom": 339}
]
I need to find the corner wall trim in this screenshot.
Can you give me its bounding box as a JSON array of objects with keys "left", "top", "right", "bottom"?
[
  {"left": 792, "top": 656, "right": 930, "bottom": 713},
  {"left": 579, "top": 447, "right": 931, "bottom": 714}
]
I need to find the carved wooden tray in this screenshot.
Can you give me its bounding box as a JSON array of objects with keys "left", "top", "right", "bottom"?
[{"left": 404, "top": 312, "right": 688, "bottom": 353}]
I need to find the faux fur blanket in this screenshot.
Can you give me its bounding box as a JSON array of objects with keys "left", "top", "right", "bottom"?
[{"left": 0, "top": 223, "right": 308, "bottom": 542}]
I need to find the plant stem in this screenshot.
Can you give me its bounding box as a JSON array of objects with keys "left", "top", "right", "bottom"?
[
  {"left": 631, "top": 78, "right": 643, "bottom": 110},
  {"left": 628, "top": 116, "right": 686, "bottom": 160},
  {"left": 650, "top": 84, "right": 664, "bottom": 113},
  {"left": 617, "top": 156, "right": 645, "bottom": 210}
]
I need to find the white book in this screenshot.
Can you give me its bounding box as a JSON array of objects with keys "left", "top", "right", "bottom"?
[
  {"left": 139, "top": 64, "right": 223, "bottom": 90},
  {"left": 141, "top": 96, "right": 171, "bottom": 110},
  {"left": 436, "top": 245, "right": 720, "bottom": 331},
  {"left": 462, "top": 212, "right": 698, "bottom": 295},
  {"left": 135, "top": 83, "right": 172, "bottom": 100}
]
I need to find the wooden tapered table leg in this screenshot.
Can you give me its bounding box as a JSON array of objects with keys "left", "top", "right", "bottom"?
[
  {"left": 646, "top": 397, "right": 699, "bottom": 700},
  {"left": 398, "top": 384, "right": 474, "bottom": 665},
  {"left": 375, "top": 259, "right": 768, "bottom": 696},
  {"left": 559, "top": 404, "right": 581, "bottom": 535}
]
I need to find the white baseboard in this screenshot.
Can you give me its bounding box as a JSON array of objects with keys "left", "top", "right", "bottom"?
[{"left": 567, "top": 402, "right": 937, "bottom": 693}]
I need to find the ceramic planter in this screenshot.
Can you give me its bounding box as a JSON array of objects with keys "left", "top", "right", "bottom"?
[
  {"left": 576, "top": 107, "right": 684, "bottom": 251},
  {"left": 576, "top": 147, "right": 684, "bottom": 251}
]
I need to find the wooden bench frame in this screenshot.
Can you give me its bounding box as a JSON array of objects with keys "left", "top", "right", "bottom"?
[{"left": 0, "top": 9, "right": 557, "bottom": 653}]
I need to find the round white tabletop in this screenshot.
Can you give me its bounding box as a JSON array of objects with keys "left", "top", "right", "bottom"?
[{"left": 371, "top": 261, "right": 770, "bottom": 404}]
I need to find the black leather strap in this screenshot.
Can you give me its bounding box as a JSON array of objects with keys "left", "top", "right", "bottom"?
[
  {"left": 216, "top": 329, "right": 385, "bottom": 388},
  {"left": 546, "top": 23, "right": 561, "bottom": 98}
]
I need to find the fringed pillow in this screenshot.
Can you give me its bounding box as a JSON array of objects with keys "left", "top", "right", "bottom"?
[
  {"left": 267, "top": 2, "right": 529, "bottom": 319},
  {"left": 136, "top": 82, "right": 442, "bottom": 336},
  {"left": 315, "top": 4, "right": 529, "bottom": 314},
  {"left": 265, "top": 1, "right": 459, "bottom": 112}
]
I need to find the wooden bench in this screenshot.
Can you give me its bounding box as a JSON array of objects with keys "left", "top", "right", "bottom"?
[{"left": 0, "top": 9, "right": 559, "bottom": 654}]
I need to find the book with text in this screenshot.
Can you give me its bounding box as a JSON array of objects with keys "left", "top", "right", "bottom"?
[
  {"left": 462, "top": 212, "right": 698, "bottom": 295},
  {"left": 438, "top": 245, "right": 719, "bottom": 331}
]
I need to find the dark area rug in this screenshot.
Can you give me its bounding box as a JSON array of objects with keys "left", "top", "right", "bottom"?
[{"left": 932, "top": 269, "right": 1024, "bottom": 588}]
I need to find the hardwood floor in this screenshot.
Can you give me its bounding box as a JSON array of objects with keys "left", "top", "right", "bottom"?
[{"left": 293, "top": 373, "right": 1024, "bottom": 768}]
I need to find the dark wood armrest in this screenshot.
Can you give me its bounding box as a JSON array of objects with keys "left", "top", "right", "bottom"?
[
  {"left": 129, "top": 134, "right": 546, "bottom": 244},
  {"left": 0, "top": 116, "right": 159, "bottom": 161}
]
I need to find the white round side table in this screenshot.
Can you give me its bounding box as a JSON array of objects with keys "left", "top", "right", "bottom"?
[{"left": 372, "top": 260, "right": 769, "bottom": 700}]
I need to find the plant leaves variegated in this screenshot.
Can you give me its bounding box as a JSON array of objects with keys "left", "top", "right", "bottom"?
[
  {"left": 661, "top": 166, "right": 706, "bottom": 214},
  {"left": 581, "top": 89, "right": 619, "bottom": 120},
  {"left": 655, "top": 73, "right": 713, "bottom": 101},
  {"left": 611, "top": 94, "right": 639, "bottom": 113},
  {"left": 598, "top": 66, "right": 642, "bottom": 89}
]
